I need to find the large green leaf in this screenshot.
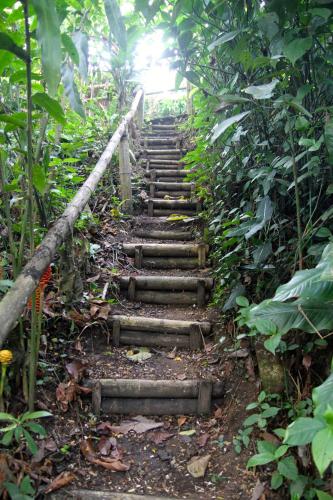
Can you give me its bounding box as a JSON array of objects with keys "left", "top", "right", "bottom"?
[
  {"left": 273, "top": 243, "right": 333, "bottom": 301},
  {"left": 313, "top": 374, "right": 333, "bottom": 416},
  {"left": 61, "top": 33, "right": 79, "bottom": 66},
  {"left": 31, "top": 0, "right": 61, "bottom": 96},
  {"left": 284, "top": 417, "right": 326, "bottom": 446},
  {"left": 312, "top": 427, "right": 333, "bottom": 476},
  {"left": 325, "top": 118, "right": 333, "bottom": 165},
  {"left": 0, "top": 32, "right": 28, "bottom": 61},
  {"left": 32, "top": 92, "right": 66, "bottom": 125},
  {"left": 208, "top": 30, "right": 240, "bottom": 51},
  {"left": 283, "top": 37, "right": 313, "bottom": 65},
  {"left": 104, "top": 0, "right": 127, "bottom": 50},
  {"left": 211, "top": 111, "right": 250, "bottom": 143},
  {"left": 32, "top": 165, "right": 47, "bottom": 194},
  {"left": 243, "top": 79, "right": 279, "bottom": 100},
  {"left": 0, "top": 112, "right": 26, "bottom": 128},
  {"left": 247, "top": 299, "right": 333, "bottom": 335},
  {"left": 72, "top": 31, "right": 88, "bottom": 82},
  {"left": 61, "top": 63, "right": 85, "bottom": 118}
]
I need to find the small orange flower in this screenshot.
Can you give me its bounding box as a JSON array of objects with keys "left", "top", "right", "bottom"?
[
  {"left": 27, "top": 265, "right": 52, "bottom": 313},
  {"left": 27, "top": 286, "right": 42, "bottom": 313},
  {"left": 39, "top": 265, "right": 52, "bottom": 289}
]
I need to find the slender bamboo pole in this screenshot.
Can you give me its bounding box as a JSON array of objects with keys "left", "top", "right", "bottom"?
[{"left": 0, "top": 88, "right": 144, "bottom": 344}]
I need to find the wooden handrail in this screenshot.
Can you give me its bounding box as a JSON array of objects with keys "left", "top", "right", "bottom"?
[{"left": 0, "top": 88, "right": 144, "bottom": 343}]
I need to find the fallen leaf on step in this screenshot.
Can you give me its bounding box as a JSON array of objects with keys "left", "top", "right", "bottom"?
[
  {"left": 166, "top": 347, "right": 177, "bottom": 359},
  {"left": 80, "top": 439, "right": 130, "bottom": 471},
  {"left": 250, "top": 479, "right": 266, "bottom": 500},
  {"left": 197, "top": 433, "right": 210, "bottom": 448},
  {"left": 98, "top": 436, "right": 118, "bottom": 456},
  {"left": 187, "top": 454, "right": 211, "bottom": 478},
  {"left": 102, "top": 416, "right": 163, "bottom": 435},
  {"left": 65, "top": 360, "right": 87, "bottom": 382},
  {"left": 126, "top": 347, "right": 152, "bottom": 362},
  {"left": 176, "top": 373, "right": 187, "bottom": 380},
  {"left": 179, "top": 429, "right": 196, "bottom": 437},
  {"left": 302, "top": 354, "right": 312, "bottom": 371},
  {"left": 44, "top": 471, "right": 76, "bottom": 494},
  {"left": 260, "top": 431, "right": 280, "bottom": 445},
  {"left": 150, "top": 431, "right": 174, "bottom": 445},
  {"left": 177, "top": 416, "right": 187, "bottom": 427},
  {"left": 228, "top": 348, "right": 249, "bottom": 358},
  {"left": 245, "top": 356, "right": 256, "bottom": 382},
  {"left": 56, "top": 380, "right": 91, "bottom": 412},
  {"left": 214, "top": 408, "right": 223, "bottom": 419}
]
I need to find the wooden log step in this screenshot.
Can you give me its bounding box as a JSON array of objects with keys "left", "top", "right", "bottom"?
[
  {"left": 119, "top": 330, "right": 190, "bottom": 348},
  {"left": 153, "top": 191, "right": 190, "bottom": 199},
  {"left": 122, "top": 290, "right": 208, "bottom": 304},
  {"left": 98, "top": 379, "right": 223, "bottom": 398},
  {"left": 134, "top": 257, "right": 199, "bottom": 268},
  {"left": 154, "top": 177, "right": 189, "bottom": 183},
  {"left": 91, "top": 379, "right": 223, "bottom": 415},
  {"left": 133, "top": 229, "right": 194, "bottom": 240},
  {"left": 110, "top": 315, "right": 212, "bottom": 335},
  {"left": 146, "top": 156, "right": 182, "bottom": 162},
  {"left": 118, "top": 276, "right": 213, "bottom": 290},
  {"left": 152, "top": 209, "right": 196, "bottom": 216},
  {"left": 143, "top": 158, "right": 183, "bottom": 165},
  {"left": 51, "top": 490, "right": 176, "bottom": 500},
  {"left": 144, "top": 198, "right": 196, "bottom": 209},
  {"left": 149, "top": 181, "right": 193, "bottom": 191},
  {"left": 145, "top": 133, "right": 178, "bottom": 139},
  {"left": 145, "top": 170, "right": 192, "bottom": 177},
  {"left": 111, "top": 315, "right": 210, "bottom": 348},
  {"left": 132, "top": 257, "right": 203, "bottom": 269},
  {"left": 122, "top": 242, "right": 208, "bottom": 258},
  {"left": 147, "top": 163, "right": 184, "bottom": 172},
  {"left": 140, "top": 138, "right": 177, "bottom": 144},
  {"left": 145, "top": 149, "right": 184, "bottom": 155},
  {"left": 151, "top": 124, "right": 177, "bottom": 130}
]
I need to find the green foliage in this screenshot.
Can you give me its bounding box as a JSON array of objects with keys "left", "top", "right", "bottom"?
[
  {"left": 31, "top": 0, "right": 61, "bottom": 96},
  {"left": 0, "top": 410, "right": 51, "bottom": 455},
  {"left": 4, "top": 475, "right": 35, "bottom": 500},
  {"left": 238, "top": 244, "right": 333, "bottom": 353}
]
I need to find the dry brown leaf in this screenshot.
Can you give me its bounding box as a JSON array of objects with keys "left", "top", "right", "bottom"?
[
  {"left": 104, "top": 416, "right": 163, "bottom": 435},
  {"left": 177, "top": 416, "right": 187, "bottom": 427},
  {"left": 56, "top": 380, "right": 91, "bottom": 412},
  {"left": 150, "top": 431, "right": 174, "bottom": 445},
  {"left": 187, "top": 454, "right": 210, "bottom": 478},
  {"left": 44, "top": 471, "right": 76, "bottom": 494},
  {"left": 66, "top": 360, "right": 87, "bottom": 382},
  {"left": 176, "top": 373, "right": 187, "bottom": 381},
  {"left": 214, "top": 407, "right": 223, "bottom": 419},
  {"left": 97, "top": 436, "right": 118, "bottom": 457},
  {"left": 260, "top": 431, "right": 280, "bottom": 445},
  {"left": 197, "top": 433, "right": 210, "bottom": 448},
  {"left": 250, "top": 479, "right": 266, "bottom": 500},
  {"left": 245, "top": 356, "right": 256, "bottom": 382},
  {"left": 80, "top": 439, "right": 129, "bottom": 471},
  {"left": 97, "top": 304, "right": 111, "bottom": 320},
  {"left": 302, "top": 354, "right": 312, "bottom": 371}
]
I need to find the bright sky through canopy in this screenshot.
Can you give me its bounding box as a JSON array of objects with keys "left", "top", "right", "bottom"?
[{"left": 134, "top": 31, "right": 181, "bottom": 94}]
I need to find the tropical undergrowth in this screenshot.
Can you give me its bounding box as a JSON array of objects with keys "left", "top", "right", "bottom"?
[{"left": 134, "top": 0, "right": 333, "bottom": 497}]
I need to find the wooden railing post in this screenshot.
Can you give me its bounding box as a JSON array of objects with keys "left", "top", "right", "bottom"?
[
  {"left": 118, "top": 128, "right": 133, "bottom": 214},
  {"left": 137, "top": 93, "right": 144, "bottom": 130}
]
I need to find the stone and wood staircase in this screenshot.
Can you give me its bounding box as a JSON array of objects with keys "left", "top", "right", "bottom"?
[{"left": 89, "top": 115, "right": 222, "bottom": 437}]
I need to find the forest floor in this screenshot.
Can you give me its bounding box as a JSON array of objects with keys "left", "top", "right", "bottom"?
[{"left": 19, "top": 214, "right": 281, "bottom": 500}]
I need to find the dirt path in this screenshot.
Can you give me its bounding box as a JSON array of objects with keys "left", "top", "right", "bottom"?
[{"left": 47, "top": 116, "right": 260, "bottom": 499}]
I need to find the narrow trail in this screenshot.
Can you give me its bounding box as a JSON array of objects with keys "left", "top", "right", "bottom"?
[{"left": 53, "top": 116, "right": 258, "bottom": 499}]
